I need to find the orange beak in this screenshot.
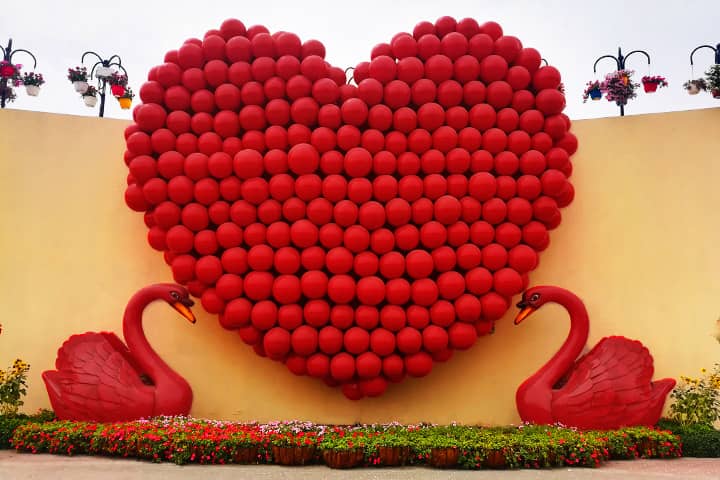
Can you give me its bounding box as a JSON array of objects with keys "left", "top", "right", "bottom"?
[
  {"left": 514, "top": 302, "right": 536, "bottom": 325},
  {"left": 172, "top": 302, "right": 196, "bottom": 324}
]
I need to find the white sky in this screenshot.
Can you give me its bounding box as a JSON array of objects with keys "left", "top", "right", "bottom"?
[{"left": 2, "top": 0, "right": 718, "bottom": 120}]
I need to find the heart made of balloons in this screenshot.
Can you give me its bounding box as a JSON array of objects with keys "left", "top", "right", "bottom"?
[{"left": 123, "top": 16, "right": 577, "bottom": 400}]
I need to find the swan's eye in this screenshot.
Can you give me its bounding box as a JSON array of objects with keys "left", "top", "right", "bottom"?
[
  {"left": 530, "top": 293, "right": 540, "bottom": 302},
  {"left": 170, "top": 291, "right": 180, "bottom": 300}
]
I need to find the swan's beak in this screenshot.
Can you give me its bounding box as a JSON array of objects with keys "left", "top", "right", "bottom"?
[
  {"left": 514, "top": 301, "right": 536, "bottom": 325},
  {"left": 172, "top": 301, "right": 196, "bottom": 324}
]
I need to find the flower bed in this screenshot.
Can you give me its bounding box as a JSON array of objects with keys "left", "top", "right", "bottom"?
[{"left": 7, "top": 417, "right": 682, "bottom": 469}]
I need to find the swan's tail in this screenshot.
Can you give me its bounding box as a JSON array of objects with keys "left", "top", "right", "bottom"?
[
  {"left": 41, "top": 370, "right": 66, "bottom": 419},
  {"left": 646, "top": 378, "right": 676, "bottom": 424}
]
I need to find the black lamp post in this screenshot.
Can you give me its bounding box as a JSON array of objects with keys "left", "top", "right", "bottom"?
[
  {"left": 80, "top": 51, "right": 128, "bottom": 118},
  {"left": 592, "top": 47, "right": 651, "bottom": 116},
  {"left": 0, "top": 38, "right": 38, "bottom": 108}
]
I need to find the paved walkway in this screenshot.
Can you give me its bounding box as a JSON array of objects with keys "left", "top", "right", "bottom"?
[{"left": 1, "top": 451, "right": 719, "bottom": 480}]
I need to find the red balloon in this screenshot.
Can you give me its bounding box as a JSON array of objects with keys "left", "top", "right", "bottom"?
[
  {"left": 319, "top": 326, "right": 344, "bottom": 354},
  {"left": 536, "top": 89, "right": 566, "bottom": 115},
  {"left": 330, "top": 353, "right": 355, "bottom": 381},
  {"left": 486, "top": 81, "right": 513, "bottom": 109},
  {"left": 344, "top": 327, "right": 370, "bottom": 354},
  {"left": 396, "top": 57, "right": 424, "bottom": 85},
  {"left": 424, "top": 55, "right": 453, "bottom": 84},
  {"left": 448, "top": 322, "right": 477, "bottom": 349},
  {"left": 356, "top": 352, "right": 382, "bottom": 378},
  {"left": 479, "top": 55, "right": 508, "bottom": 83},
  {"left": 290, "top": 325, "right": 319, "bottom": 356},
  {"left": 369, "top": 55, "right": 397, "bottom": 84},
  {"left": 494, "top": 36, "right": 522, "bottom": 63},
  {"left": 441, "top": 32, "right": 468, "bottom": 60},
  {"left": 405, "top": 352, "right": 433, "bottom": 377}
]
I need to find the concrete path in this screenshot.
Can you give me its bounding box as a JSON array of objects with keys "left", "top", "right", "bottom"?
[{"left": 1, "top": 451, "right": 719, "bottom": 480}]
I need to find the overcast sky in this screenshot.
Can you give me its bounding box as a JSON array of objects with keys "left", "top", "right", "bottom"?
[{"left": 1, "top": 0, "right": 718, "bottom": 120}]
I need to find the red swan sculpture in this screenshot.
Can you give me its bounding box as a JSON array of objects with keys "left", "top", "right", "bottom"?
[
  {"left": 514, "top": 286, "right": 675, "bottom": 430},
  {"left": 42, "top": 284, "right": 196, "bottom": 422}
]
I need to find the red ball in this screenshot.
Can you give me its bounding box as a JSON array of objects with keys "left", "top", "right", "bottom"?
[
  {"left": 494, "top": 35, "right": 522, "bottom": 63},
  {"left": 480, "top": 292, "right": 509, "bottom": 320},
  {"left": 515, "top": 48, "right": 542, "bottom": 73},
  {"left": 404, "top": 352, "right": 433, "bottom": 377},
  {"left": 319, "top": 326, "right": 344, "bottom": 355},
  {"left": 396, "top": 327, "right": 423, "bottom": 354},
  {"left": 330, "top": 353, "right": 355, "bottom": 381},
  {"left": 405, "top": 250, "right": 434, "bottom": 279},
  {"left": 368, "top": 328, "right": 395, "bottom": 357},
  {"left": 441, "top": 32, "right": 468, "bottom": 60},
  {"left": 356, "top": 276, "right": 386, "bottom": 306},
  {"left": 424, "top": 55, "right": 453, "bottom": 84},
  {"left": 430, "top": 300, "right": 455, "bottom": 327},
  {"left": 235, "top": 270, "right": 270, "bottom": 301},
  {"left": 328, "top": 274, "right": 356, "bottom": 304},
  {"left": 411, "top": 278, "right": 438, "bottom": 306},
  {"left": 356, "top": 352, "right": 382, "bottom": 378},
  {"left": 287, "top": 143, "right": 319, "bottom": 175},
  {"left": 263, "top": 327, "right": 290, "bottom": 360},
  {"left": 194, "top": 255, "right": 222, "bottom": 285},
  {"left": 344, "top": 327, "right": 370, "bottom": 354},
  {"left": 369, "top": 55, "right": 397, "bottom": 84},
  {"left": 536, "top": 89, "right": 566, "bottom": 115},
  {"left": 290, "top": 325, "right": 319, "bottom": 357},
  {"left": 448, "top": 322, "right": 477, "bottom": 350},
  {"left": 486, "top": 81, "right": 513, "bottom": 109},
  {"left": 479, "top": 54, "right": 508, "bottom": 83},
  {"left": 344, "top": 147, "right": 373, "bottom": 177},
  {"left": 306, "top": 353, "right": 330, "bottom": 377}
]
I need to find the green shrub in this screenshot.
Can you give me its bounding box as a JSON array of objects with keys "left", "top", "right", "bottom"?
[
  {"left": 657, "top": 419, "right": 720, "bottom": 457},
  {"left": 0, "top": 410, "right": 54, "bottom": 449}
]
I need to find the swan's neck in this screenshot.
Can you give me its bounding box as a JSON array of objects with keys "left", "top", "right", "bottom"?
[
  {"left": 517, "top": 289, "right": 589, "bottom": 419},
  {"left": 534, "top": 292, "right": 589, "bottom": 388},
  {"left": 123, "top": 289, "right": 184, "bottom": 389}
]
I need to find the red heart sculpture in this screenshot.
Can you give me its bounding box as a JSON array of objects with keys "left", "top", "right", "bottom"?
[{"left": 123, "top": 16, "right": 577, "bottom": 400}]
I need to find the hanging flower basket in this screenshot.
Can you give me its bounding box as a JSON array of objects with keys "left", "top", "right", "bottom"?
[
  {"left": 683, "top": 79, "right": 707, "bottom": 95},
  {"left": 602, "top": 69, "right": 639, "bottom": 107},
  {"left": 641, "top": 75, "right": 668, "bottom": 93},
  {"left": 95, "top": 65, "right": 113, "bottom": 78},
  {"left": 82, "top": 85, "right": 98, "bottom": 107},
  {"left": 21, "top": 72, "right": 45, "bottom": 97},
  {"left": 582, "top": 80, "right": 603, "bottom": 103},
  {"left": 117, "top": 86, "right": 135, "bottom": 109}
]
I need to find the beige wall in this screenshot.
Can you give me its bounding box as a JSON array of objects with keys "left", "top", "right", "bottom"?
[{"left": 1, "top": 108, "right": 719, "bottom": 425}]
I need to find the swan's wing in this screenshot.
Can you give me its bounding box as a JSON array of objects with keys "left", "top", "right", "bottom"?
[
  {"left": 551, "top": 336, "right": 655, "bottom": 429},
  {"left": 44, "top": 332, "right": 154, "bottom": 422}
]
